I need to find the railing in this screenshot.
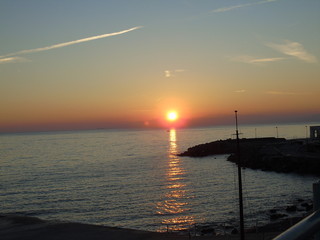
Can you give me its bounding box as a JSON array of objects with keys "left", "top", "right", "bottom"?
[
  {"left": 273, "top": 181, "right": 320, "bottom": 240},
  {"left": 272, "top": 210, "right": 320, "bottom": 240}
]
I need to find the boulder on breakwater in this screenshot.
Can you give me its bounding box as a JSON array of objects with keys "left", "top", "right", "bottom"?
[
  {"left": 178, "top": 137, "right": 285, "bottom": 157},
  {"left": 178, "top": 138, "right": 320, "bottom": 175}
]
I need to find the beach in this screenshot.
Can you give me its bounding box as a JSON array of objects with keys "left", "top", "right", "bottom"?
[{"left": 0, "top": 214, "right": 285, "bottom": 240}]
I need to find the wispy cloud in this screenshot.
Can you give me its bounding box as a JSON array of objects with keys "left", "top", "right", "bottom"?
[
  {"left": 0, "top": 57, "right": 30, "bottom": 64},
  {"left": 0, "top": 26, "right": 142, "bottom": 63},
  {"left": 250, "top": 57, "right": 285, "bottom": 63},
  {"left": 266, "top": 91, "right": 309, "bottom": 95},
  {"left": 165, "top": 70, "right": 171, "bottom": 78},
  {"left": 267, "top": 40, "right": 318, "bottom": 63},
  {"left": 174, "top": 69, "right": 186, "bottom": 73},
  {"left": 212, "top": 0, "right": 277, "bottom": 13},
  {"left": 230, "top": 55, "right": 285, "bottom": 64},
  {"left": 164, "top": 69, "right": 186, "bottom": 78},
  {"left": 234, "top": 89, "right": 246, "bottom": 93}
]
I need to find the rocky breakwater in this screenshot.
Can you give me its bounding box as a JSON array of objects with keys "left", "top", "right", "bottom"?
[{"left": 178, "top": 138, "right": 320, "bottom": 176}]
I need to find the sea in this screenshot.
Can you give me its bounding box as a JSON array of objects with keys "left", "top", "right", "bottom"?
[{"left": 1, "top": 123, "right": 319, "bottom": 232}]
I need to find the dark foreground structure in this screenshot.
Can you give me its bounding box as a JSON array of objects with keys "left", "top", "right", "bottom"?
[
  {"left": 0, "top": 215, "right": 171, "bottom": 240},
  {"left": 178, "top": 137, "right": 320, "bottom": 175},
  {"left": 0, "top": 214, "right": 285, "bottom": 240}
]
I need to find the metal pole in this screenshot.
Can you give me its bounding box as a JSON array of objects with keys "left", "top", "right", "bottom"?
[
  {"left": 313, "top": 181, "right": 320, "bottom": 240},
  {"left": 235, "top": 110, "right": 245, "bottom": 240},
  {"left": 305, "top": 126, "right": 308, "bottom": 139}
]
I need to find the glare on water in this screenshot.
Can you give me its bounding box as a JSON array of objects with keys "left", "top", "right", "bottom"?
[{"left": 156, "top": 129, "right": 195, "bottom": 231}]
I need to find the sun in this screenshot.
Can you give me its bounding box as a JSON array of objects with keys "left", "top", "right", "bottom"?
[{"left": 167, "top": 111, "right": 178, "bottom": 122}]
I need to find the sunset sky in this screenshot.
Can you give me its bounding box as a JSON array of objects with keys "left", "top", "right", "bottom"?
[{"left": 1, "top": 0, "right": 320, "bottom": 132}]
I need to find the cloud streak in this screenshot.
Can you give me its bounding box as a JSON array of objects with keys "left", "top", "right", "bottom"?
[
  {"left": 0, "top": 26, "right": 142, "bottom": 63},
  {"left": 266, "top": 91, "right": 309, "bottom": 95},
  {"left": 231, "top": 55, "right": 285, "bottom": 64},
  {"left": 0, "top": 57, "right": 30, "bottom": 64},
  {"left": 212, "top": 0, "right": 277, "bottom": 13},
  {"left": 267, "top": 40, "right": 318, "bottom": 63},
  {"left": 250, "top": 57, "right": 285, "bottom": 63},
  {"left": 234, "top": 89, "right": 246, "bottom": 93},
  {"left": 164, "top": 69, "right": 186, "bottom": 78}
]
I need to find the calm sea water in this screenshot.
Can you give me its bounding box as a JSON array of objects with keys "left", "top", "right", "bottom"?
[{"left": 1, "top": 123, "right": 319, "bottom": 232}]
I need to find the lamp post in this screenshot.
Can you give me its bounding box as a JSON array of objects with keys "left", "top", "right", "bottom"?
[{"left": 235, "top": 110, "right": 245, "bottom": 240}]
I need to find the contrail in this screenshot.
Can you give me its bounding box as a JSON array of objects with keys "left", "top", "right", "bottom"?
[
  {"left": 212, "top": 0, "right": 277, "bottom": 13},
  {"left": 0, "top": 26, "right": 142, "bottom": 59},
  {"left": 0, "top": 57, "right": 28, "bottom": 64}
]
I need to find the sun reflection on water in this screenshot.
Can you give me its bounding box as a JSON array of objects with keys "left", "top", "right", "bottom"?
[{"left": 156, "top": 129, "right": 195, "bottom": 231}]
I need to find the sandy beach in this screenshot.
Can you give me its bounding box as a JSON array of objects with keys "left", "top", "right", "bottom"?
[{"left": 0, "top": 214, "right": 286, "bottom": 240}]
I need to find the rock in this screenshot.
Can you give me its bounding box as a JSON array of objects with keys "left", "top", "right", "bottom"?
[
  {"left": 245, "top": 227, "right": 257, "bottom": 233},
  {"left": 270, "top": 213, "right": 288, "bottom": 220},
  {"left": 231, "top": 228, "right": 238, "bottom": 234},
  {"left": 286, "top": 205, "right": 297, "bottom": 212},
  {"left": 200, "top": 227, "right": 215, "bottom": 235},
  {"left": 224, "top": 225, "right": 234, "bottom": 229},
  {"left": 301, "top": 202, "right": 313, "bottom": 211}
]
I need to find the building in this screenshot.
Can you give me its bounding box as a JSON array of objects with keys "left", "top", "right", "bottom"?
[{"left": 310, "top": 126, "right": 320, "bottom": 139}]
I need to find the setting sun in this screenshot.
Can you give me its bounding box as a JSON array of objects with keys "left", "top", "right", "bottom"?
[{"left": 167, "top": 111, "right": 178, "bottom": 122}]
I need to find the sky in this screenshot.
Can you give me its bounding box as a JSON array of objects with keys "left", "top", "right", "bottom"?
[{"left": 1, "top": 0, "right": 320, "bottom": 132}]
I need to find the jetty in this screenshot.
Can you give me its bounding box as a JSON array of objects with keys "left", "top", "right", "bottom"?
[{"left": 178, "top": 137, "right": 320, "bottom": 176}]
